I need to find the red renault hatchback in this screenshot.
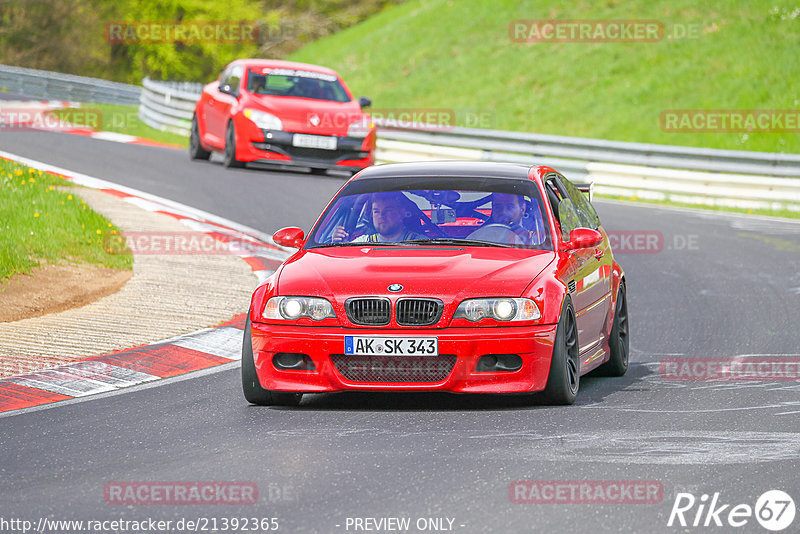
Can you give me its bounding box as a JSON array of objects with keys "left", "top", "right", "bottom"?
[
  {"left": 243, "top": 162, "right": 629, "bottom": 406},
  {"left": 191, "top": 59, "right": 376, "bottom": 174}
]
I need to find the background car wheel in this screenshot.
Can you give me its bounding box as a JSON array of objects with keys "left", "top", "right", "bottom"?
[
  {"left": 189, "top": 115, "right": 211, "bottom": 161},
  {"left": 595, "top": 281, "right": 629, "bottom": 376},
  {"left": 241, "top": 317, "right": 303, "bottom": 406},
  {"left": 541, "top": 299, "right": 580, "bottom": 405},
  {"left": 223, "top": 122, "right": 243, "bottom": 168}
]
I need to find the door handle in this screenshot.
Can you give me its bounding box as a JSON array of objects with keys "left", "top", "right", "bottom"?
[{"left": 594, "top": 248, "right": 604, "bottom": 260}]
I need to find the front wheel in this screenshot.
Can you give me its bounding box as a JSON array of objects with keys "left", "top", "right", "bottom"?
[
  {"left": 242, "top": 317, "right": 303, "bottom": 406},
  {"left": 596, "top": 281, "right": 629, "bottom": 376},
  {"left": 541, "top": 299, "right": 580, "bottom": 405},
  {"left": 223, "top": 122, "right": 244, "bottom": 168},
  {"left": 189, "top": 115, "right": 211, "bottom": 160}
]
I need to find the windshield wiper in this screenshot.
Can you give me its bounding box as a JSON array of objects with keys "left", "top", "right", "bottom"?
[{"left": 402, "top": 238, "right": 511, "bottom": 248}]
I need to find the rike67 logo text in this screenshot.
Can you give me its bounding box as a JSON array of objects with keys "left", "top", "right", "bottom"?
[{"left": 668, "top": 490, "right": 796, "bottom": 531}]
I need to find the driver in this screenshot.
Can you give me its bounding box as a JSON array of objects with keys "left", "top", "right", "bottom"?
[
  {"left": 249, "top": 75, "right": 266, "bottom": 94},
  {"left": 332, "top": 193, "right": 424, "bottom": 243},
  {"left": 490, "top": 193, "right": 545, "bottom": 245}
]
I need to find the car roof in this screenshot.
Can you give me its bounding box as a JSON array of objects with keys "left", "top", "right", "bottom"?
[
  {"left": 355, "top": 161, "right": 538, "bottom": 181},
  {"left": 233, "top": 59, "right": 340, "bottom": 77}
]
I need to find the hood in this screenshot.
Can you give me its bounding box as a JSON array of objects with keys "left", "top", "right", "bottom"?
[
  {"left": 246, "top": 95, "right": 365, "bottom": 136},
  {"left": 275, "top": 246, "right": 554, "bottom": 304}
]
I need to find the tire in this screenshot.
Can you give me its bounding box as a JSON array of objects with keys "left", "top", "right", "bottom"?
[
  {"left": 596, "top": 281, "right": 629, "bottom": 377},
  {"left": 189, "top": 115, "right": 211, "bottom": 160},
  {"left": 541, "top": 299, "right": 580, "bottom": 405},
  {"left": 223, "top": 121, "right": 243, "bottom": 168},
  {"left": 241, "top": 317, "right": 303, "bottom": 406}
]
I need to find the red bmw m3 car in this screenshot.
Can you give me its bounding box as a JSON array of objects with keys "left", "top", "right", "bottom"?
[
  {"left": 191, "top": 59, "right": 376, "bottom": 173},
  {"left": 243, "top": 162, "right": 629, "bottom": 406}
]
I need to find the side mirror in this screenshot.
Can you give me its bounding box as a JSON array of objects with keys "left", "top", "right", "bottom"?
[
  {"left": 564, "top": 228, "right": 603, "bottom": 250},
  {"left": 358, "top": 96, "right": 372, "bottom": 108},
  {"left": 219, "top": 83, "right": 237, "bottom": 96},
  {"left": 273, "top": 227, "right": 305, "bottom": 248}
]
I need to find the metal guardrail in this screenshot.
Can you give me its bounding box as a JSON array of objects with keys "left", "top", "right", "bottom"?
[
  {"left": 139, "top": 77, "right": 203, "bottom": 136},
  {"left": 374, "top": 120, "right": 800, "bottom": 178},
  {"left": 0, "top": 64, "right": 141, "bottom": 105},
  {"left": 374, "top": 121, "right": 800, "bottom": 211}
]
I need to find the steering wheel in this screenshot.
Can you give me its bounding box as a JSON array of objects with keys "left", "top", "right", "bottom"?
[{"left": 467, "top": 223, "right": 524, "bottom": 245}]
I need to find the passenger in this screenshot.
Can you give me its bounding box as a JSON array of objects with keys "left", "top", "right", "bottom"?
[
  {"left": 332, "top": 193, "right": 424, "bottom": 243},
  {"left": 490, "top": 193, "right": 545, "bottom": 245}
]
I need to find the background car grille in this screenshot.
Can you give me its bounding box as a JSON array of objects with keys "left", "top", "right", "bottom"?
[
  {"left": 331, "top": 355, "right": 457, "bottom": 382},
  {"left": 346, "top": 298, "right": 391, "bottom": 325},
  {"left": 396, "top": 299, "right": 443, "bottom": 326}
]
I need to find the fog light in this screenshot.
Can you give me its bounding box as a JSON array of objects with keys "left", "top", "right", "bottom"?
[
  {"left": 476, "top": 354, "right": 522, "bottom": 372},
  {"left": 273, "top": 353, "right": 315, "bottom": 371}
]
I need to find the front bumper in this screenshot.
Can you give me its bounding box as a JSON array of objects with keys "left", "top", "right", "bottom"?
[
  {"left": 241, "top": 129, "right": 374, "bottom": 170},
  {"left": 250, "top": 322, "right": 558, "bottom": 394}
]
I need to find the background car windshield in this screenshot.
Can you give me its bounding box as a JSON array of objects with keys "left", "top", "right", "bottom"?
[
  {"left": 246, "top": 69, "right": 350, "bottom": 102},
  {"left": 307, "top": 179, "right": 553, "bottom": 250}
]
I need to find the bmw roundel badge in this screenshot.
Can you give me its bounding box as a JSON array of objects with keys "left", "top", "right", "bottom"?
[{"left": 388, "top": 283, "right": 403, "bottom": 292}]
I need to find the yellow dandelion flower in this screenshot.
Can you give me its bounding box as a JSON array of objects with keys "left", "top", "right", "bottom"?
[
  {"left": 34, "top": 212, "right": 39, "bottom": 217},
  {"left": 96, "top": 229, "right": 102, "bottom": 235},
  {"left": 107, "top": 223, "right": 112, "bottom": 227},
  {"left": 68, "top": 195, "right": 73, "bottom": 200},
  {"left": 111, "top": 230, "right": 117, "bottom": 235},
  {"left": 28, "top": 177, "right": 34, "bottom": 183}
]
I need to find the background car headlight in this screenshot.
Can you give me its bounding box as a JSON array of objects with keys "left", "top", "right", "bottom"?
[
  {"left": 347, "top": 118, "right": 373, "bottom": 138},
  {"left": 244, "top": 109, "right": 282, "bottom": 130},
  {"left": 454, "top": 298, "right": 540, "bottom": 322},
  {"left": 264, "top": 296, "right": 336, "bottom": 320}
]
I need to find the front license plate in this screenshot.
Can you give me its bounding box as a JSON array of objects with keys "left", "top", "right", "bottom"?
[
  {"left": 292, "top": 133, "right": 337, "bottom": 150},
  {"left": 344, "top": 336, "right": 438, "bottom": 356}
]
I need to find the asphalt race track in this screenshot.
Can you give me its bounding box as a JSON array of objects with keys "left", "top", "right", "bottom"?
[{"left": 1, "top": 130, "right": 799, "bottom": 533}]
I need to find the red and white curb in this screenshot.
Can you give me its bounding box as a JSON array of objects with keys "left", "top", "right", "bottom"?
[
  {"left": 0, "top": 151, "right": 291, "bottom": 414},
  {"left": 0, "top": 99, "right": 183, "bottom": 150}
]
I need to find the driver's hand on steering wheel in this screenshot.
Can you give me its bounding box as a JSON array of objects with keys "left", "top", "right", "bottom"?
[{"left": 331, "top": 226, "right": 349, "bottom": 242}]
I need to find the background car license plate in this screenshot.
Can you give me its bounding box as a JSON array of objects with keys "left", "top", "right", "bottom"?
[
  {"left": 293, "top": 133, "right": 337, "bottom": 150},
  {"left": 345, "top": 336, "right": 438, "bottom": 356}
]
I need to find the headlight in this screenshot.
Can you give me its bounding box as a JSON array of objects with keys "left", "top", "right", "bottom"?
[
  {"left": 453, "top": 298, "right": 540, "bottom": 322},
  {"left": 243, "top": 109, "right": 282, "bottom": 130},
  {"left": 347, "top": 118, "right": 373, "bottom": 138},
  {"left": 264, "top": 296, "right": 336, "bottom": 321}
]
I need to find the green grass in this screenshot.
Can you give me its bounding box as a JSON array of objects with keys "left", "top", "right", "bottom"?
[
  {"left": 289, "top": 0, "right": 800, "bottom": 154},
  {"left": 0, "top": 159, "right": 132, "bottom": 282},
  {"left": 50, "top": 103, "right": 189, "bottom": 147}
]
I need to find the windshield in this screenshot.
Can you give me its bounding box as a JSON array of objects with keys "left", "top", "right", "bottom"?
[
  {"left": 306, "top": 177, "right": 553, "bottom": 250},
  {"left": 246, "top": 68, "right": 351, "bottom": 102}
]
